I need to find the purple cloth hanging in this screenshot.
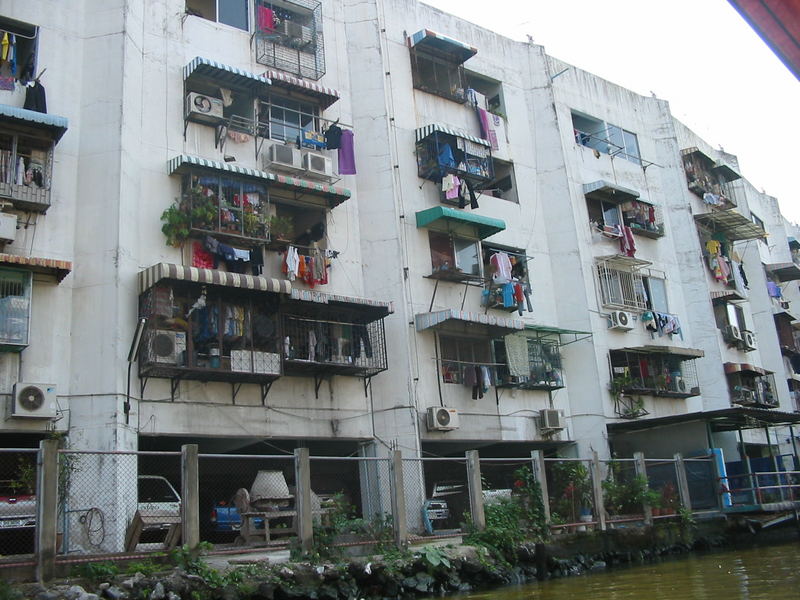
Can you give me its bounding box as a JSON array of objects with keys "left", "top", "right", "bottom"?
[
  {"left": 338, "top": 129, "right": 356, "bottom": 175},
  {"left": 477, "top": 107, "right": 498, "bottom": 151}
]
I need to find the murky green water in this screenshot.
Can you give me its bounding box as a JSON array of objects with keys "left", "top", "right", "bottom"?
[{"left": 432, "top": 542, "right": 800, "bottom": 599}]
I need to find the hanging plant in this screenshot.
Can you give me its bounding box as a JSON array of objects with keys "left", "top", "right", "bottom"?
[{"left": 160, "top": 199, "right": 191, "bottom": 248}]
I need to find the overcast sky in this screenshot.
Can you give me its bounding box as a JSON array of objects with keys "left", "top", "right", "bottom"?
[{"left": 423, "top": 0, "right": 800, "bottom": 224}]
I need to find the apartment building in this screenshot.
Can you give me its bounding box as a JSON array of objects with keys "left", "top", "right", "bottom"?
[{"left": 1, "top": 0, "right": 798, "bottom": 548}]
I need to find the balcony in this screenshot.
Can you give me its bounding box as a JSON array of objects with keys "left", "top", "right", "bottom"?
[
  {"left": 409, "top": 29, "right": 477, "bottom": 104},
  {"left": 0, "top": 104, "right": 69, "bottom": 213},
  {"left": 416, "top": 124, "right": 493, "bottom": 185},
  {"left": 584, "top": 180, "right": 664, "bottom": 240},
  {"left": 725, "top": 363, "right": 778, "bottom": 409},
  {"left": 681, "top": 147, "right": 741, "bottom": 209},
  {"left": 253, "top": 0, "right": 325, "bottom": 81},
  {"left": 610, "top": 346, "right": 703, "bottom": 401}
]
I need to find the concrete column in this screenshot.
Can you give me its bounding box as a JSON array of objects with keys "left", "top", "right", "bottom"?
[
  {"left": 633, "top": 452, "right": 652, "bottom": 525},
  {"left": 673, "top": 453, "right": 692, "bottom": 512},
  {"left": 36, "top": 439, "right": 59, "bottom": 583},
  {"left": 530, "top": 451, "right": 550, "bottom": 524},
  {"left": 466, "top": 450, "right": 485, "bottom": 531},
  {"left": 591, "top": 451, "right": 606, "bottom": 531},
  {"left": 181, "top": 444, "right": 199, "bottom": 549},
  {"left": 294, "top": 448, "right": 312, "bottom": 553},
  {"left": 389, "top": 450, "right": 407, "bottom": 548}
]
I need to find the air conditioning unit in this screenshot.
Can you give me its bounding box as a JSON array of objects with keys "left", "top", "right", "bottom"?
[
  {"left": 185, "top": 92, "right": 224, "bottom": 123},
  {"left": 608, "top": 310, "right": 633, "bottom": 331},
  {"left": 148, "top": 330, "right": 186, "bottom": 365},
  {"left": 302, "top": 151, "right": 333, "bottom": 179},
  {"left": 264, "top": 144, "right": 303, "bottom": 173},
  {"left": 426, "top": 406, "right": 460, "bottom": 431},
  {"left": 671, "top": 376, "right": 687, "bottom": 393},
  {"left": 539, "top": 409, "right": 565, "bottom": 431},
  {"left": 0, "top": 213, "right": 17, "bottom": 243},
  {"left": 11, "top": 383, "right": 57, "bottom": 419},
  {"left": 741, "top": 330, "right": 757, "bottom": 351},
  {"left": 724, "top": 324, "right": 743, "bottom": 343}
]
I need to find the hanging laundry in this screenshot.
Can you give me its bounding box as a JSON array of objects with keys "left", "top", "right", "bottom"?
[
  {"left": 257, "top": 5, "right": 275, "bottom": 31},
  {"left": 490, "top": 252, "right": 513, "bottom": 284},
  {"left": 338, "top": 129, "right": 356, "bottom": 174},
  {"left": 283, "top": 246, "right": 300, "bottom": 281},
  {"left": 504, "top": 334, "right": 529, "bottom": 377},
  {"left": 192, "top": 241, "right": 215, "bottom": 269},
  {"left": 324, "top": 123, "right": 342, "bottom": 150},
  {"left": 23, "top": 80, "right": 47, "bottom": 113},
  {"left": 767, "top": 281, "right": 782, "bottom": 298},
  {"left": 477, "top": 107, "right": 499, "bottom": 151},
  {"left": 1, "top": 33, "right": 8, "bottom": 61},
  {"left": 618, "top": 225, "right": 636, "bottom": 257},
  {"left": 479, "top": 366, "right": 492, "bottom": 394}
]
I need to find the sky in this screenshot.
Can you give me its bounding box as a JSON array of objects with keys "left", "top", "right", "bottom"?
[{"left": 422, "top": 0, "right": 800, "bottom": 224}]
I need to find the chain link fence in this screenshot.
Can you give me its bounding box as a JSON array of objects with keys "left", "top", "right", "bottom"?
[
  {"left": 0, "top": 448, "right": 38, "bottom": 562},
  {"left": 415, "top": 456, "right": 469, "bottom": 535},
  {"left": 544, "top": 458, "right": 598, "bottom": 531}
]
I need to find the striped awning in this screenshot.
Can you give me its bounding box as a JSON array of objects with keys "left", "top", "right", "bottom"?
[
  {"left": 167, "top": 155, "right": 351, "bottom": 207},
  {"left": 0, "top": 253, "right": 71, "bottom": 282},
  {"left": 138, "top": 263, "right": 290, "bottom": 295},
  {"left": 583, "top": 180, "right": 640, "bottom": 202},
  {"left": 184, "top": 57, "right": 271, "bottom": 91},
  {"left": 290, "top": 288, "right": 393, "bottom": 321},
  {"left": 724, "top": 362, "right": 772, "bottom": 376},
  {"left": 623, "top": 345, "right": 705, "bottom": 358},
  {"left": 263, "top": 70, "right": 340, "bottom": 109},
  {"left": 415, "top": 124, "right": 491, "bottom": 148},
  {"left": 409, "top": 29, "right": 477, "bottom": 63},
  {"left": 0, "top": 104, "right": 69, "bottom": 143},
  {"left": 415, "top": 309, "right": 524, "bottom": 333}
]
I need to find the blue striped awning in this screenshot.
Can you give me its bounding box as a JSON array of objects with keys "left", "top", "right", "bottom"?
[
  {"left": 409, "top": 29, "right": 477, "bottom": 63},
  {"left": 416, "top": 124, "right": 491, "bottom": 148},
  {"left": 183, "top": 57, "right": 271, "bottom": 91},
  {"left": 415, "top": 309, "right": 524, "bottom": 333},
  {"left": 167, "top": 155, "right": 351, "bottom": 207},
  {"left": 0, "top": 104, "right": 68, "bottom": 143}
]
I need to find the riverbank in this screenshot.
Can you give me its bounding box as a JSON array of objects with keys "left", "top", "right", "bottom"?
[{"left": 6, "top": 520, "right": 798, "bottom": 600}]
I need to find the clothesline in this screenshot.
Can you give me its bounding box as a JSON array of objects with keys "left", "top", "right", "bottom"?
[
  {"left": 433, "top": 358, "right": 506, "bottom": 367},
  {"left": 286, "top": 315, "right": 374, "bottom": 327}
]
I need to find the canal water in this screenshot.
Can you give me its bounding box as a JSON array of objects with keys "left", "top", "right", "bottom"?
[{"left": 431, "top": 541, "right": 800, "bottom": 599}]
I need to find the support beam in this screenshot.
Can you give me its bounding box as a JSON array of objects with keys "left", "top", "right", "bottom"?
[
  {"left": 591, "top": 451, "right": 606, "bottom": 531},
  {"left": 389, "top": 450, "right": 408, "bottom": 549},
  {"left": 181, "top": 444, "right": 200, "bottom": 549},
  {"left": 294, "top": 448, "right": 313, "bottom": 554},
  {"left": 633, "top": 451, "right": 652, "bottom": 525},
  {"left": 36, "top": 439, "right": 59, "bottom": 583},
  {"left": 673, "top": 452, "right": 692, "bottom": 512},
  {"left": 530, "top": 450, "right": 550, "bottom": 524},
  {"left": 466, "top": 450, "right": 485, "bottom": 531}
]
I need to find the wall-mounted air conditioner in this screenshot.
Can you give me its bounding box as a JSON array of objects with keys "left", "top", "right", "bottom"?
[
  {"left": 426, "top": 406, "right": 459, "bottom": 431},
  {"left": 724, "top": 324, "right": 742, "bottom": 343},
  {"left": 265, "top": 144, "right": 304, "bottom": 173},
  {"left": 539, "top": 409, "right": 565, "bottom": 431},
  {"left": 0, "top": 213, "right": 17, "bottom": 243},
  {"left": 185, "top": 92, "right": 224, "bottom": 123},
  {"left": 608, "top": 310, "right": 633, "bottom": 331},
  {"left": 148, "top": 330, "right": 186, "bottom": 365},
  {"left": 741, "top": 330, "right": 757, "bottom": 351},
  {"left": 302, "top": 151, "right": 333, "bottom": 179},
  {"left": 10, "top": 383, "right": 57, "bottom": 419}
]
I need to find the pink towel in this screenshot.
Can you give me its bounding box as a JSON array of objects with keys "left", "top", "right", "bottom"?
[
  {"left": 477, "top": 108, "right": 499, "bottom": 151},
  {"left": 258, "top": 6, "right": 275, "bottom": 31}
]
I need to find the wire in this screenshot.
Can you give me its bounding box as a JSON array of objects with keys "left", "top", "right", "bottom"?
[{"left": 79, "top": 507, "right": 106, "bottom": 548}]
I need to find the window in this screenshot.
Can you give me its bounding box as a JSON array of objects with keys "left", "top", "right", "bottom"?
[
  {"left": 597, "top": 264, "right": 646, "bottom": 310},
  {"left": 643, "top": 276, "right": 668, "bottom": 313},
  {"left": 0, "top": 17, "right": 38, "bottom": 83},
  {"left": 416, "top": 130, "right": 493, "bottom": 183},
  {"left": 428, "top": 231, "right": 481, "bottom": 280},
  {"left": 186, "top": 0, "right": 249, "bottom": 31},
  {"left": 439, "top": 335, "right": 491, "bottom": 384},
  {"left": 571, "top": 112, "right": 641, "bottom": 165},
  {"left": 258, "top": 95, "right": 319, "bottom": 143},
  {"left": 750, "top": 212, "right": 766, "bottom": 244},
  {"left": 0, "top": 268, "right": 31, "bottom": 349},
  {"left": 586, "top": 196, "right": 621, "bottom": 229},
  {"left": 466, "top": 73, "right": 505, "bottom": 117},
  {"left": 253, "top": 0, "right": 324, "bottom": 80},
  {"left": 0, "top": 128, "right": 52, "bottom": 194},
  {"left": 484, "top": 159, "right": 518, "bottom": 203},
  {"left": 411, "top": 50, "right": 467, "bottom": 103}
]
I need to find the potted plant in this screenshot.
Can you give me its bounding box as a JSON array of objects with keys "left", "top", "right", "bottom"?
[
  {"left": 660, "top": 481, "right": 679, "bottom": 515},
  {"left": 549, "top": 461, "right": 593, "bottom": 526},
  {"left": 160, "top": 200, "right": 192, "bottom": 248},
  {"left": 268, "top": 215, "right": 294, "bottom": 242}
]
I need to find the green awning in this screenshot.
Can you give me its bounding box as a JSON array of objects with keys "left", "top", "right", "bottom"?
[
  {"left": 524, "top": 324, "right": 592, "bottom": 346},
  {"left": 416, "top": 206, "right": 505, "bottom": 240},
  {"left": 583, "top": 180, "right": 640, "bottom": 202}
]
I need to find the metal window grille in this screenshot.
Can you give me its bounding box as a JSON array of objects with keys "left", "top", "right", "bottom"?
[
  {"left": 254, "top": 0, "right": 326, "bottom": 80},
  {"left": 610, "top": 350, "right": 700, "bottom": 397},
  {"left": 410, "top": 50, "right": 467, "bottom": 103},
  {"left": 0, "top": 268, "right": 31, "bottom": 347},
  {"left": 597, "top": 264, "right": 646, "bottom": 310}
]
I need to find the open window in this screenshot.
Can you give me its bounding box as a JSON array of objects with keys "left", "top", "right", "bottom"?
[
  {"left": 465, "top": 72, "right": 505, "bottom": 117},
  {"left": 0, "top": 17, "right": 38, "bottom": 84},
  {"left": 571, "top": 111, "right": 643, "bottom": 166},
  {"left": 409, "top": 29, "right": 476, "bottom": 104},
  {"left": 750, "top": 212, "right": 767, "bottom": 244},
  {"left": 439, "top": 335, "right": 492, "bottom": 385},
  {"left": 428, "top": 231, "right": 481, "bottom": 282},
  {"left": 584, "top": 181, "right": 662, "bottom": 239},
  {"left": 483, "top": 159, "right": 517, "bottom": 203},
  {"left": 0, "top": 125, "right": 54, "bottom": 212},
  {"left": 0, "top": 268, "right": 31, "bottom": 351},
  {"left": 185, "top": 0, "right": 249, "bottom": 31}
]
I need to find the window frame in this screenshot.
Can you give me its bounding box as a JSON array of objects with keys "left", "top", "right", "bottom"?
[
  {"left": 0, "top": 16, "right": 39, "bottom": 84},
  {"left": 0, "top": 267, "right": 32, "bottom": 350},
  {"left": 597, "top": 264, "right": 647, "bottom": 311},
  {"left": 571, "top": 111, "right": 642, "bottom": 165},
  {"left": 428, "top": 231, "right": 482, "bottom": 280},
  {"left": 410, "top": 48, "right": 468, "bottom": 104},
  {"left": 258, "top": 94, "right": 321, "bottom": 143},
  {"left": 186, "top": 0, "right": 250, "bottom": 31},
  {"left": 438, "top": 333, "right": 492, "bottom": 384}
]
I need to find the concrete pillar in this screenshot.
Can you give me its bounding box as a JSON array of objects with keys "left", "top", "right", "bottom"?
[
  {"left": 36, "top": 439, "right": 59, "bottom": 583},
  {"left": 466, "top": 450, "right": 485, "bottom": 531},
  {"left": 633, "top": 451, "right": 652, "bottom": 525},
  {"left": 673, "top": 453, "right": 692, "bottom": 512},
  {"left": 591, "top": 451, "right": 606, "bottom": 531},
  {"left": 530, "top": 450, "right": 550, "bottom": 524},
  {"left": 389, "top": 450, "right": 407, "bottom": 548},
  {"left": 294, "top": 448, "right": 312, "bottom": 553},
  {"left": 181, "top": 444, "right": 199, "bottom": 549}
]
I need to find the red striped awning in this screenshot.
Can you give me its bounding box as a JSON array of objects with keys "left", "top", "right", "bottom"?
[
  {"left": 138, "top": 263, "right": 291, "bottom": 295},
  {"left": 263, "top": 70, "right": 340, "bottom": 109},
  {"left": 0, "top": 253, "right": 71, "bottom": 282}
]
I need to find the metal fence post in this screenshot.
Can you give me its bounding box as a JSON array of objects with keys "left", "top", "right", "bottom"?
[
  {"left": 389, "top": 451, "right": 408, "bottom": 548},
  {"left": 466, "top": 450, "right": 485, "bottom": 531},
  {"left": 181, "top": 444, "right": 199, "bottom": 549},
  {"left": 673, "top": 453, "right": 692, "bottom": 512},
  {"left": 294, "top": 448, "right": 312, "bottom": 553},
  {"left": 36, "top": 439, "right": 59, "bottom": 583},
  {"left": 530, "top": 450, "right": 550, "bottom": 524},
  {"left": 591, "top": 451, "right": 606, "bottom": 531},
  {"left": 633, "top": 451, "right": 652, "bottom": 525}
]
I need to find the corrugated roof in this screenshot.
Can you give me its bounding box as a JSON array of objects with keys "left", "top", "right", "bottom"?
[
  {"left": 0, "top": 104, "right": 68, "bottom": 142},
  {"left": 184, "top": 57, "right": 271, "bottom": 92},
  {"left": 415, "top": 309, "right": 524, "bottom": 333},
  {"left": 409, "top": 29, "right": 477, "bottom": 63},
  {"left": 415, "top": 206, "right": 505, "bottom": 240},
  {"left": 138, "top": 263, "right": 290, "bottom": 295}
]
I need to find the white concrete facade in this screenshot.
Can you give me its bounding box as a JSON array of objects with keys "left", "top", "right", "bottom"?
[{"left": 0, "top": 0, "right": 798, "bottom": 473}]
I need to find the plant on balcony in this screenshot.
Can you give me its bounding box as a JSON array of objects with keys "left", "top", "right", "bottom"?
[
  {"left": 188, "top": 189, "right": 218, "bottom": 231},
  {"left": 161, "top": 199, "right": 192, "bottom": 247},
  {"left": 243, "top": 211, "right": 266, "bottom": 238},
  {"left": 549, "top": 461, "right": 593, "bottom": 525},
  {"left": 268, "top": 215, "right": 294, "bottom": 242},
  {"left": 609, "top": 375, "right": 634, "bottom": 397}
]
